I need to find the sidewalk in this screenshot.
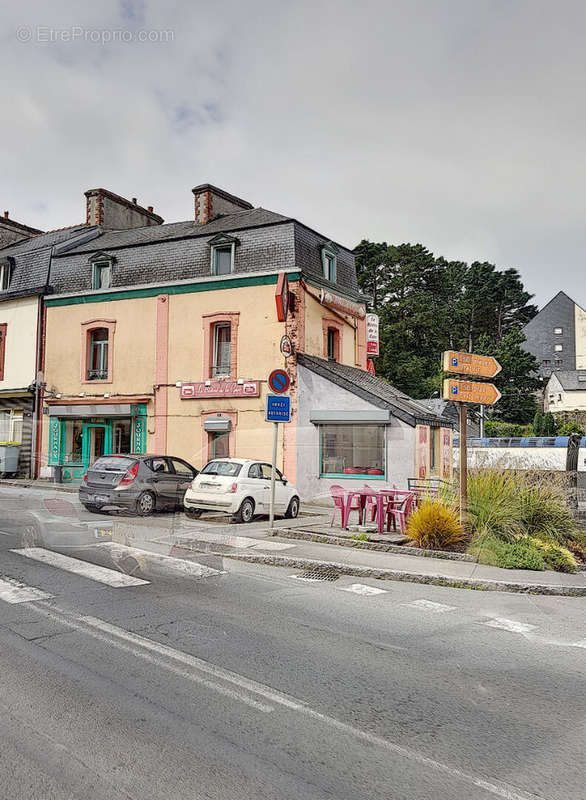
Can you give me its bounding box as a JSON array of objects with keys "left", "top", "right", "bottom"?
[{"left": 112, "top": 516, "right": 586, "bottom": 597}]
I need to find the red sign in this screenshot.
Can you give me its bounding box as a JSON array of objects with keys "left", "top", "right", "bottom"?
[
  {"left": 366, "top": 313, "right": 379, "bottom": 356},
  {"left": 366, "top": 358, "right": 376, "bottom": 375},
  {"left": 268, "top": 369, "right": 290, "bottom": 393},
  {"left": 180, "top": 380, "right": 260, "bottom": 400},
  {"left": 275, "top": 272, "right": 289, "bottom": 322}
]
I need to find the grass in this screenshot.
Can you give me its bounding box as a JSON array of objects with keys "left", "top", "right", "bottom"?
[{"left": 406, "top": 500, "right": 467, "bottom": 551}]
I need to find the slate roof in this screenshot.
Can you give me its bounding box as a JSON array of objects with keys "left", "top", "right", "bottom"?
[
  {"left": 549, "top": 370, "right": 586, "bottom": 391},
  {"left": 297, "top": 354, "right": 450, "bottom": 428},
  {"left": 0, "top": 224, "right": 95, "bottom": 298}
]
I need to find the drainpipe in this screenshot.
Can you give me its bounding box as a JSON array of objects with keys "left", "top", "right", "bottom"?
[{"left": 30, "top": 245, "right": 54, "bottom": 478}]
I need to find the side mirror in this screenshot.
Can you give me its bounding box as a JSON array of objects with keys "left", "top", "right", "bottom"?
[{"left": 282, "top": 478, "right": 288, "bottom": 485}]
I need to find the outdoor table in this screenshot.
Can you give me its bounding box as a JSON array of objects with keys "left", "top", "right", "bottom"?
[{"left": 342, "top": 488, "right": 416, "bottom": 534}]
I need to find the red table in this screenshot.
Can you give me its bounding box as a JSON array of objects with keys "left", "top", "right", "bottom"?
[{"left": 342, "top": 489, "right": 414, "bottom": 534}]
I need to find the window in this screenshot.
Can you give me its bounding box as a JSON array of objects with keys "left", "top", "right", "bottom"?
[
  {"left": 0, "top": 409, "right": 23, "bottom": 443},
  {"left": 201, "top": 460, "right": 242, "bottom": 477},
  {"left": 170, "top": 458, "right": 195, "bottom": 477},
  {"left": 112, "top": 420, "right": 131, "bottom": 454},
  {"left": 212, "top": 323, "right": 231, "bottom": 376},
  {"left": 210, "top": 431, "right": 230, "bottom": 458},
  {"left": 248, "top": 463, "right": 262, "bottom": 478},
  {"left": 0, "top": 260, "right": 11, "bottom": 291},
  {"left": 327, "top": 329, "right": 337, "bottom": 360},
  {"left": 320, "top": 424, "right": 385, "bottom": 478},
  {"left": 88, "top": 328, "right": 109, "bottom": 380},
  {"left": 323, "top": 319, "right": 342, "bottom": 361},
  {"left": 62, "top": 419, "right": 83, "bottom": 462},
  {"left": 554, "top": 327, "right": 563, "bottom": 335},
  {"left": 92, "top": 259, "right": 112, "bottom": 289},
  {"left": 212, "top": 245, "right": 233, "bottom": 275},
  {"left": 149, "top": 457, "right": 172, "bottom": 473},
  {"left": 321, "top": 243, "right": 338, "bottom": 282},
  {"left": 260, "top": 463, "right": 283, "bottom": 480},
  {"left": 542, "top": 359, "right": 551, "bottom": 365},
  {"left": 554, "top": 344, "right": 563, "bottom": 352},
  {"left": 0, "top": 323, "right": 6, "bottom": 380}
]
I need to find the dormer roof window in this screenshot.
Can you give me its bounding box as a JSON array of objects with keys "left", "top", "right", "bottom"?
[
  {"left": 321, "top": 242, "right": 338, "bottom": 283},
  {"left": 209, "top": 233, "right": 238, "bottom": 276},
  {"left": 89, "top": 252, "right": 115, "bottom": 290},
  {"left": 0, "top": 258, "right": 13, "bottom": 291}
]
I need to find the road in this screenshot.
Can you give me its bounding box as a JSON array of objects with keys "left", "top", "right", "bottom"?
[{"left": 0, "top": 485, "right": 585, "bottom": 800}]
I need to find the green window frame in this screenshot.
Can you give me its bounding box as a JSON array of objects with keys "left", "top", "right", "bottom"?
[
  {"left": 321, "top": 243, "right": 338, "bottom": 283},
  {"left": 319, "top": 424, "right": 386, "bottom": 479},
  {"left": 92, "top": 259, "right": 113, "bottom": 289}
]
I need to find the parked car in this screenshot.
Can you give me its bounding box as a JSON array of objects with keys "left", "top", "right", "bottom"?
[
  {"left": 183, "top": 458, "right": 300, "bottom": 523},
  {"left": 79, "top": 454, "right": 199, "bottom": 515}
]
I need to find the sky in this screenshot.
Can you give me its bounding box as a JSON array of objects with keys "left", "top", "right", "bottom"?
[{"left": 1, "top": 0, "right": 586, "bottom": 307}]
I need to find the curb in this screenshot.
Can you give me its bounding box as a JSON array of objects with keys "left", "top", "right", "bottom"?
[
  {"left": 186, "top": 549, "right": 586, "bottom": 597},
  {"left": 273, "top": 527, "right": 477, "bottom": 562},
  {"left": 0, "top": 480, "right": 76, "bottom": 494}
]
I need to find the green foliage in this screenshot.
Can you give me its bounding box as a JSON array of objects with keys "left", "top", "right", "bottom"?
[
  {"left": 543, "top": 412, "right": 557, "bottom": 436},
  {"left": 533, "top": 411, "right": 544, "bottom": 436},
  {"left": 484, "top": 420, "right": 532, "bottom": 437},
  {"left": 468, "top": 534, "right": 545, "bottom": 571},
  {"left": 518, "top": 484, "right": 576, "bottom": 543},
  {"left": 352, "top": 533, "right": 370, "bottom": 541},
  {"left": 406, "top": 499, "right": 467, "bottom": 550},
  {"left": 528, "top": 537, "right": 578, "bottom": 573},
  {"left": 557, "top": 420, "right": 585, "bottom": 436},
  {"left": 354, "top": 240, "right": 541, "bottom": 423}
]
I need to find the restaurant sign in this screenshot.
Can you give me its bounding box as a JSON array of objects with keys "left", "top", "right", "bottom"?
[
  {"left": 180, "top": 380, "right": 260, "bottom": 400},
  {"left": 319, "top": 288, "right": 366, "bottom": 319},
  {"left": 366, "top": 313, "right": 379, "bottom": 355}
]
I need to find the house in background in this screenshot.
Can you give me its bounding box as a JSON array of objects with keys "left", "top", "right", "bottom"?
[
  {"left": 522, "top": 291, "right": 586, "bottom": 378},
  {"left": 544, "top": 371, "right": 586, "bottom": 414}
]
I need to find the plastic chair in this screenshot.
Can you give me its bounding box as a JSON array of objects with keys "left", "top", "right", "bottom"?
[
  {"left": 329, "top": 484, "right": 362, "bottom": 528},
  {"left": 363, "top": 484, "right": 382, "bottom": 522},
  {"left": 385, "top": 491, "right": 415, "bottom": 534}
]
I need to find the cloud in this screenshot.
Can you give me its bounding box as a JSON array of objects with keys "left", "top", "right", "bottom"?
[{"left": 1, "top": 0, "right": 585, "bottom": 306}]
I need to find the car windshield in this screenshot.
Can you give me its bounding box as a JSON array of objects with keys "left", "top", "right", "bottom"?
[
  {"left": 201, "top": 460, "right": 242, "bottom": 477},
  {"left": 91, "top": 456, "right": 137, "bottom": 471}
]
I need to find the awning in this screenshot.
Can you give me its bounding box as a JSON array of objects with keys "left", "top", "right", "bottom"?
[
  {"left": 310, "top": 410, "right": 391, "bottom": 424},
  {"left": 48, "top": 404, "right": 134, "bottom": 418},
  {"left": 203, "top": 416, "right": 233, "bottom": 433}
]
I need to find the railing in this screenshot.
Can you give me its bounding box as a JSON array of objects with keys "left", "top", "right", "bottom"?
[
  {"left": 453, "top": 436, "right": 579, "bottom": 448},
  {"left": 87, "top": 369, "right": 108, "bottom": 381}
]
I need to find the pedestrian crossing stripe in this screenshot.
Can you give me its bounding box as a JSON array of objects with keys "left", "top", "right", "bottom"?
[{"left": 10, "top": 547, "right": 149, "bottom": 587}]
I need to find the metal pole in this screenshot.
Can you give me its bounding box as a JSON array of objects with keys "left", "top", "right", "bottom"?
[
  {"left": 479, "top": 404, "right": 485, "bottom": 438},
  {"left": 269, "top": 421, "right": 278, "bottom": 530},
  {"left": 459, "top": 402, "right": 467, "bottom": 525}
]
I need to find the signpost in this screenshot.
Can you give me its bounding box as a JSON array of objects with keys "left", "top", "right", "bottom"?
[
  {"left": 442, "top": 353, "right": 502, "bottom": 524},
  {"left": 266, "top": 377, "right": 292, "bottom": 530}
]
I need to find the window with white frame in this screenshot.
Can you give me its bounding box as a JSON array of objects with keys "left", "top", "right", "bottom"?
[
  {"left": 0, "top": 409, "right": 23, "bottom": 443},
  {"left": 554, "top": 327, "right": 563, "bottom": 335},
  {"left": 92, "top": 259, "right": 113, "bottom": 289},
  {"left": 212, "top": 245, "right": 233, "bottom": 275},
  {"left": 212, "top": 323, "right": 231, "bottom": 376},
  {"left": 321, "top": 243, "right": 337, "bottom": 282},
  {"left": 0, "top": 259, "right": 11, "bottom": 291},
  {"left": 88, "top": 328, "right": 109, "bottom": 380},
  {"left": 320, "top": 424, "right": 385, "bottom": 478},
  {"left": 554, "top": 344, "right": 563, "bottom": 352}
]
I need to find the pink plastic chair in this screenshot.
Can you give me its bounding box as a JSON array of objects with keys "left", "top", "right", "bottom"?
[
  {"left": 329, "top": 484, "right": 362, "bottom": 528},
  {"left": 363, "top": 484, "right": 382, "bottom": 522},
  {"left": 385, "top": 491, "right": 415, "bottom": 534}
]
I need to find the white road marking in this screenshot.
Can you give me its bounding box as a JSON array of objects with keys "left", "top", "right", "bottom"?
[
  {"left": 404, "top": 598, "right": 457, "bottom": 613},
  {"left": 176, "top": 531, "right": 259, "bottom": 549},
  {"left": 104, "top": 543, "right": 226, "bottom": 578},
  {"left": 0, "top": 576, "right": 53, "bottom": 604},
  {"left": 338, "top": 583, "right": 388, "bottom": 597},
  {"left": 28, "top": 602, "right": 545, "bottom": 800},
  {"left": 0, "top": 530, "right": 15, "bottom": 536},
  {"left": 483, "top": 618, "right": 537, "bottom": 634},
  {"left": 10, "top": 547, "right": 149, "bottom": 587},
  {"left": 251, "top": 541, "right": 295, "bottom": 551}
]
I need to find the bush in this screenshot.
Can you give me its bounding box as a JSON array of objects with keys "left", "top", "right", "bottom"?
[
  {"left": 566, "top": 540, "right": 586, "bottom": 563},
  {"left": 517, "top": 483, "right": 576, "bottom": 543},
  {"left": 468, "top": 534, "right": 545, "bottom": 571},
  {"left": 528, "top": 537, "right": 578, "bottom": 573},
  {"left": 484, "top": 420, "right": 533, "bottom": 437},
  {"left": 406, "top": 500, "right": 467, "bottom": 551},
  {"left": 557, "top": 421, "right": 585, "bottom": 436}
]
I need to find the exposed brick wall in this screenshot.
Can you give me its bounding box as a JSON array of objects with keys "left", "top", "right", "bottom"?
[{"left": 85, "top": 189, "right": 163, "bottom": 230}]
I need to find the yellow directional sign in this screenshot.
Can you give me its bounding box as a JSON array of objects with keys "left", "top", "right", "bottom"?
[
  {"left": 443, "top": 378, "right": 501, "bottom": 405},
  {"left": 442, "top": 350, "right": 501, "bottom": 378}
]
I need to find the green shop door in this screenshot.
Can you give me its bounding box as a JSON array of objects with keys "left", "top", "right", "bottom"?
[{"left": 82, "top": 423, "right": 111, "bottom": 469}]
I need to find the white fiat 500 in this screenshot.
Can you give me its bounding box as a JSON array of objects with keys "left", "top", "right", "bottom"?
[{"left": 183, "top": 458, "right": 300, "bottom": 523}]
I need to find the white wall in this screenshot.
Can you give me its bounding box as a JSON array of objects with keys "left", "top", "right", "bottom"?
[
  {"left": 457, "top": 446, "right": 566, "bottom": 471},
  {"left": 0, "top": 295, "right": 38, "bottom": 390},
  {"left": 296, "top": 364, "right": 416, "bottom": 503}
]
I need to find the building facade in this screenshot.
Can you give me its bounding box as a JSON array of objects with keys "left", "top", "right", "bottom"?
[{"left": 522, "top": 291, "right": 586, "bottom": 378}]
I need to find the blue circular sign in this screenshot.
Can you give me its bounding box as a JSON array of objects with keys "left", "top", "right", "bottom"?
[{"left": 268, "top": 369, "right": 290, "bottom": 394}]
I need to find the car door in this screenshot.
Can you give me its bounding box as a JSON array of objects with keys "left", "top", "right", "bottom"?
[
  {"left": 146, "top": 457, "right": 177, "bottom": 506},
  {"left": 244, "top": 462, "right": 269, "bottom": 512},
  {"left": 260, "top": 463, "right": 289, "bottom": 513},
  {"left": 169, "top": 458, "right": 197, "bottom": 503}
]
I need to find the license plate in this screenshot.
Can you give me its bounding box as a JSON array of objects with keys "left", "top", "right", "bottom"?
[
  {"left": 94, "top": 528, "right": 112, "bottom": 539},
  {"left": 91, "top": 495, "right": 109, "bottom": 503}
]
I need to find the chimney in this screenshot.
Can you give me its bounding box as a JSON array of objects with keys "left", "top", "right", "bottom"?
[
  {"left": 85, "top": 188, "right": 164, "bottom": 230},
  {"left": 0, "top": 211, "right": 43, "bottom": 249},
  {"left": 192, "top": 183, "right": 253, "bottom": 225}
]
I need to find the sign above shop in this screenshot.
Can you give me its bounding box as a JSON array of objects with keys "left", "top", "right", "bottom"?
[
  {"left": 280, "top": 335, "right": 293, "bottom": 357},
  {"left": 319, "top": 288, "right": 366, "bottom": 319},
  {"left": 366, "top": 313, "right": 379, "bottom": 356},
  {"left": 268, "top": 369, "right": 290, "bottom": 394},
  {"left": 275, "top": 272, "right": 290, "bottom": 322},
  {"left": 180, "top": 380, "right": 260, "bottom": 400},
  {"left": 442, "top": 350, "right": 501, "bottom": 378}
]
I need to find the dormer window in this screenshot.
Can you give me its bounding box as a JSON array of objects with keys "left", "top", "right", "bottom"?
[
  {"left": 89, "top": 252, "right": 115, "bottom": 290},
  {"left": 0, "top": 258, "right": 13, "bottom": 291},
  {"left": 209, "top": 234, "right": 238, "bottom": 276},
  {"left": 321, "top": 242, "right": 338, "bottom": 283}
]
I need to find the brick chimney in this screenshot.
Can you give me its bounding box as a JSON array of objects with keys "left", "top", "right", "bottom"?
[
  {"left": 85, "top": 188, "right": 164, "bottom": 230},
  {"left": 0, "top": 211, "right": 43, "bottom": 249},
  {"left": 192, "top": 184, "right": 253, "bottom": 225}
]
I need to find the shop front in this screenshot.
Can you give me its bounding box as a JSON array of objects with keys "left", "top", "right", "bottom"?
[{"left": 46, "top": 403, "right": 147, "bottom": 482}]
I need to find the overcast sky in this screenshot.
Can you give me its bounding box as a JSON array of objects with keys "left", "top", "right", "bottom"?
[{"left": 1, "top": 0, "right": 585, "bottom": 306}]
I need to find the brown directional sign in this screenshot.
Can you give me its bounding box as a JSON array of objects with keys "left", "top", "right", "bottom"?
[
  {"left": 443, "top": 378, "right": 501, "bottom": 405},
  {"left": 442, "top": 350, "right": 501, "bottom": 378}
]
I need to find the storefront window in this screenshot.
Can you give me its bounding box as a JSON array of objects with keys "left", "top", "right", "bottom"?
[
  {"left": 0, "top": 409, "right": 23, "bottom": 443},
  {"left": 211, "top": 431, "right": 230, "bottom": 458},
  {"left": 63, "top": 419, "right": 84, "bottom": 463},
  {"left": 112, "top": 420, "right": 131, "bottom": 454},
  {"left": 320, "top": 425, "right": 385, "bottom": 478}
]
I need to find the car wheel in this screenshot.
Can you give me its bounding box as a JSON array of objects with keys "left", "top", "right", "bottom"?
[
  {"left": 285, "top": 496, "right": 300, "bottom": 519},
  {"left": 83, "top": 503, "right": 102, "bottom": 513},
  {"left": 232, "top": 497, "right": 255, "bottom": 524},
  {"left": 136, "top": 491, "right": 155, "bottom": 516},
  {"left": 185, "top": 508, "right": 202, "bottom": 519},
  {"left": 21, "top": 523, "right": 40, "bottom": 548}
]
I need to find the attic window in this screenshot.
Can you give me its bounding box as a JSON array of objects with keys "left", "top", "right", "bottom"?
[
  {"left": 554, "top": 327, "right": 563, "bottom": 335},
  {"left": 0, "top": 259, "right": 12, "bottom": 291},
  {"left": 209, "top": 234, "right": 238, "bottom": 276},
  {"left": 90, "top": 253, "right": 115, "bottom": 290},
  {"left": 321, "top": 242, "right": 338, "bottom": 283}
]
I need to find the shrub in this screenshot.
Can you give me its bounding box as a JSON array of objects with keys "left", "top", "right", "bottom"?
[
  {"left": 566, "top": 540, "right": 586, "bottom": 564},
  {"left": 468, "top": 534, "right": 545, "bottom": 571},
  {"left": 406, "top": 500, "right": 467, "bottom": 551},
  {"left": 467, "top": 471, "right": 523, "bottom": 541},
  {"left": 557, "top": 421, "right": 585, "bottom": 436},
  {"left": 528, "top": 537, "right": 578, "bottom": 573},
  {"left": 517, "top": 483, "right": 576, "bottom": 543},
  {"left": 484, "top": 420, "right": 533, "bottom": 437}
]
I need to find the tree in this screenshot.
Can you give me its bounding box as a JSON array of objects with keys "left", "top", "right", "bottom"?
[
  {"left": 543, "top": 412, "right": 557, "bottom": 436},
  {"left": 533, "top": 411, "right": 544, "bottom": 436}
]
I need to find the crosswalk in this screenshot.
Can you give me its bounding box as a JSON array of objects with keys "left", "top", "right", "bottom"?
[{"left": 11, "top": 547, "right": 149, "bottom": 587}]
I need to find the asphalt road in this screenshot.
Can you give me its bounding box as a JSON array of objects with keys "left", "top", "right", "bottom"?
[{"left": 0, "top": 486, "right": 585, "bottom": 800}]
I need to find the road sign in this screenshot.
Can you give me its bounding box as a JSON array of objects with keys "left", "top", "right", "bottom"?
[
  {"left": 442, "top": 350, "right": 501, "bottom": 378},
  {"left": 443, "top": 378, "right": 501, "bottom": 405},
  {"left": 266, "top": 394, "right": 291, "bottom": 422},
  {"left": 268, "top": 369, "right": 290, "bottom": 394},
  {"left": 280, "top": 335, "right": 293, "bottom": 357}
]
